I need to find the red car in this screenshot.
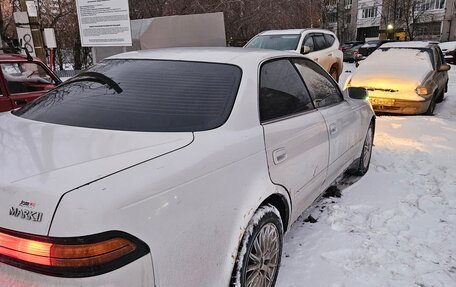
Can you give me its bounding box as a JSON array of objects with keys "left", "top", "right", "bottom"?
[{"left": 0, "top": 53, "right": 61, "bottom": 112}]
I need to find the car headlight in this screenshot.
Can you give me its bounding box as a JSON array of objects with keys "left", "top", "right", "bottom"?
[{"left": 416, "top": 86, "right": 429, "bottom": 96}]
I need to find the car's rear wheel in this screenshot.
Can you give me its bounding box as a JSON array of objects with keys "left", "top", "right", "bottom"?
[
  {"left": 329, "top": 65, "right": 339, "bottom": 82},
  {"left": 351, "top": 123, "right": 374, "bottom": 176},
  {"left": 436, "top": 90, "right": 445, "bottom": 103},
  {"left": 232, "top": 205, "right": 283, "bottom": 287}
]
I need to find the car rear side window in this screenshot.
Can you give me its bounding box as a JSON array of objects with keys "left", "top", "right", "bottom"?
[
  {"left": 14, "top": 60, "right": 242, "bottom": 132},
  {"left": 324, "top": 34, "right": 335, "bottom": 47},
  {"left": 292, "top": 58, "right": 343, "bottom": 108},
  {"left": 313, "top": 35, "right": 328, "bottom": 51},
  {"left": 259, "top": 59, "right": 314, "bottom": 122}
]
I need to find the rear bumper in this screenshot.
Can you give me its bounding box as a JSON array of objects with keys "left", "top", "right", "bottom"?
[
  {"left": 369, "top": 97, "right": 431, "bottom": 115},
  {"left": 0, "top": 254, "right": 154, "bottom": 287}
]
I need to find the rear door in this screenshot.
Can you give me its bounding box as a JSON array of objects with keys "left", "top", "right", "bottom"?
[
  {"left": 293, "top": 58, "right": 362, "bottom": 185},
  {"left": 0, "top": 61, "right": 58, "bottom": 109},
  {"left": 260, "top": 58, "right": 329, "bottom": 221}
]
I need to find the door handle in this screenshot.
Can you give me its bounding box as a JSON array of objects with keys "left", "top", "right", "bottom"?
[
  {"left": 329, "top": 123, "right": 337, "bottom": 135},
  {"left": 328, "top": 53, "right": 333, "bottom": 57},
  {"left": 272, "top": 148, "right": 288, "bottom": 165}
]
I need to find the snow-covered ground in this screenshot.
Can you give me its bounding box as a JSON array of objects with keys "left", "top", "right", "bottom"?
[{"left": 278, "top": 63, "right": 456, "bottom": 287}]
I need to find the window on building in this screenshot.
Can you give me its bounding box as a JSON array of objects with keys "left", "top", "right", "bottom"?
[
  {"left": 414, "top": 22, "right": 442, "bottom": 37},
  {"left": 346, "top": 14, "right": 351, "bottom": 24},
  {"left": 419, "top": 0, "right": 446, "bottom": 11},
  {"left": 361, "top": 7, "right": 378, "bottom": 18}
]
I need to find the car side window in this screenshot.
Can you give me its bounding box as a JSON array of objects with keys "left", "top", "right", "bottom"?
[
  {"left": 313, "top": 35, "right": 328, "bottom": 51},
  {"left": 303, "top": 36, "right": 314, "bottom": 53},
  {"left": 292, "top": 58, "right": 343, "bottom": 108},
  {"left": 0, "top": 62, "right": 56, "bottom": 95},
  {"left": 259, "top": 59, "right": 314, "bottom": 122},
  {"left": 324, "top": 34, "right": 335, "bottom": 47}
]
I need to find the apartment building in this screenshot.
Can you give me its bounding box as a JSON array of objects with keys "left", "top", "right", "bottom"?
[
  {"left": 357, "top": 0, "right": 382, "bottom": 40},
  {"left": 322, "top": 0, "right": 456, "bottom": 42}
]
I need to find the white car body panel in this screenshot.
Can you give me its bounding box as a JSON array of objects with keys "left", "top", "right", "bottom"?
[
  {"left": 0, "top": 48, "right": 374, "bottom": 286},
  {"left": 0, "top": 255, "right": 154, "bottom": 287},
  {"left": 0, "top": 112, "right": 192, "bottom": 235},
  {"left": 262, "top": 111, "right": 329, "bottom": 223},
  {"left": 318, "top": 100, "right": 363, "bottom": 184}
]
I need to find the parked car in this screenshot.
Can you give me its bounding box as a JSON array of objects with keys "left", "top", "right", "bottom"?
[
  {"left": 0, "top": 52, "right": 61, "bottom": 112},
  {"left": 439, "top": 41, "right": 456, "bottom": 64},
  {"left": 245, "top": 29, "right": 344, "bottom": 81},
  {"left": 0, "top": 48, "right": 375, "bottom": 287},
  {"left": 356, "top": 39, "right": 395, "bottom": 61},
  {"left": 343, "top": 43, "right": 364, "bottom": 63},
  {"left": 341, "top": 41, "right": 364, "bottom": 53},
  {"left": 346, "top": 41, "right": 450, "bottom": 115}
]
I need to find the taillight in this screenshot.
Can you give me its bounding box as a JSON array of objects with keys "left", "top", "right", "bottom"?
[{"left": 0, "top": 228, "right": 149, "bottom": 277}]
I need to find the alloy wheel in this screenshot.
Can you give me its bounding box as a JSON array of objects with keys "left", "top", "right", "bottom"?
[{"left": 245, "top": 223, "right": 280, "bottom": 287}]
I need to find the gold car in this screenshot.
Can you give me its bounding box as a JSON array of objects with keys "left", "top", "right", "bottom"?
[{"left": 346, "top": 41, "right": 450, "bottom": 115}]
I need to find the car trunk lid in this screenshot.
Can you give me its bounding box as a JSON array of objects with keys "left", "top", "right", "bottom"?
[{"left": 0, "top": 113, "right": 193, "bottom": 235}]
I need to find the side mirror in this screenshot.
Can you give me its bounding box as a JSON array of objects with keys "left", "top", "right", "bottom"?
[
  {"left": 438, "top": 63, "right": 451, "bottom": 72},
  {"left": 301, "top": 46, "right": 311, "bottom": 54},
  {"left": 347, "top": 87, "right": 368, "bottom": 100}
]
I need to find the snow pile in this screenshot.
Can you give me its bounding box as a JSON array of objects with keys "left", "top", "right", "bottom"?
[{"left": 278, "top": 64, "right": 456, "bottom": 286}]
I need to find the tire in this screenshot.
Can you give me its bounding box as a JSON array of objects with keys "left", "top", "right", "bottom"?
[
  {"left": 231, "top": 205, "right": 283, "bottom": 287},
  {"left": 425, "top": 94, "right": 437, "bottom": 115},
  {"left": 352, "top": 123, "right": 374, "bottom": 176},
  {"left": 435, "top": 90, "right": 444, "bottom": 104},
  {"left": 329, "top": 66, "right": 339, "bottom": 83}
]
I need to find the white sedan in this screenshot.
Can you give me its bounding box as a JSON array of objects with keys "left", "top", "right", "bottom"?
[{"left": 0, "top": 48, "right": 374, "bottom": 287}]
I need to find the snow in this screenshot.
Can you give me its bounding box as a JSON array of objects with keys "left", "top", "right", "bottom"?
[
  {"left": 348, "top": 49, "right": 433, "bottom": 101},
  {"left": 382, "top": 41, "right": 432, "bottom": 49},
  {"left": 439, "top": 42, "right": 456, "bottom": 51},
  {"left": 278, "top": 63, "right": 456, "bottom": 287}
]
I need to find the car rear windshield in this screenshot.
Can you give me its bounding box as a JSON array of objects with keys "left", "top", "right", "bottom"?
[
  {"left": 245, "top": 34, "right": 301, "bottom": 51},
  {"left": 14, "top": 60, "right": 242, "bottom": 132}
]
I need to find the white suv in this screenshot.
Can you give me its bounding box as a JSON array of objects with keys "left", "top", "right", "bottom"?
[{"left": 245, "top": 29, "right": 343, "bottom": 81}]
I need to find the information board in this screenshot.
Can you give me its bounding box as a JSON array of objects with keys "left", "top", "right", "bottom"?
[{"left": 75, "top": 0, "right": 132, "bottom": 47}]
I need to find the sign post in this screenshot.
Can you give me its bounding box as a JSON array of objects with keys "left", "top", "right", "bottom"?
[{"left": 75, "top": 0, "right": 132, "bottom": 47}]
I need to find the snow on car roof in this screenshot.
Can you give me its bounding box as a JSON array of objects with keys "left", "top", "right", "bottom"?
[
  {"left": 381, "top": 41, "right": 433, "bottom": 49},
  {"left": 107, "top": 47, "right": 301, "bottom": 65},
  {"left": 366, "top": 47, "right": 433, "bottom": 68},
  {"left": 439, "top": 41, "right": 456, "bottom": 50}
]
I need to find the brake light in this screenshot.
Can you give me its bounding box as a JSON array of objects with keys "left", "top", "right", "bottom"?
[{"left": 0, "top": 228, "right": 149, "bottom": 277}]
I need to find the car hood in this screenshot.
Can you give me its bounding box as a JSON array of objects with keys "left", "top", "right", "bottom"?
[
  {"left": 0, "top": 113, "right": 193, "bottom": 235},
  {"left": 349, "top": 61, "right": 432, "bottom": 101}
]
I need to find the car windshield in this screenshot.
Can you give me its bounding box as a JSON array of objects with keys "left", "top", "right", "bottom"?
[
  {"left": 245, "top": 34, "right": 301, "bottom": 51},
  {"left": 14, "top": 60, "right": 242, "bottom": 132}
]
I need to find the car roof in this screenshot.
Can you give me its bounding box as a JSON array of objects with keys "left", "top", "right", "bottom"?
[
  {"left": 381, "top": 41, "right": 434, "bottom": 49},
  {"left": 107, "top": 47, "right": 303, "bottom": 66},
  {"left": 0, "top": 52, "right": 43, "bottom": 62},
  {"left": 259, "top": 28, "right": 335, "bottom": 36}
]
